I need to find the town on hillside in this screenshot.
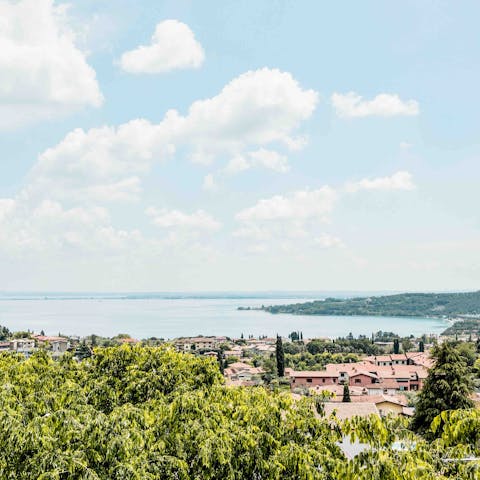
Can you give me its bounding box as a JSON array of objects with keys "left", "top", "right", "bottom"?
[{"left": 2, "top": 326, "right": 480, "bottom": 421}]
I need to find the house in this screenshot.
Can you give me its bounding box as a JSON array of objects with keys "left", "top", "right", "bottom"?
[
  {"left": 224, "top": 362, "right": 264, "bottom": 383},
  {"left": 332, "top": 394, "right": 409, "bottom": 417},
  {"left": 10, "top": 338, "right": 35, "bottom": 356},
  {"left": 290, "top": 370, "right": 339, "bottom": 387},
  {"left": 323, "top": 402, "right": 379, "bottom": 421},
  {"left": 0, "top": 341, "right": 10, "bottom": 351},
  {"left": 117, "top": 337, "right": 139, "bottom": 345},
  {"left": 308, "top": 384, "right": 366, "bottom": 399},
  {"left": 203, "top": 351, "right": 218, "bottom": 358},
  {"left": 223, "top": 348, "right": 243, "bottom": 358},
  {"left": 175, "top": 336, "right": 228, "bottom": 351},
  {"left": 33, "top": 335, "right": 70, "bottom": 357},
  {"left": 289, "top": 361, "right": 428, "bottom": 393}
]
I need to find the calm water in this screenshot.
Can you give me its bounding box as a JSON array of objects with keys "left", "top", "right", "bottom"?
[{"left": 0, "top": 293, "right": 449, "bottom": 339}]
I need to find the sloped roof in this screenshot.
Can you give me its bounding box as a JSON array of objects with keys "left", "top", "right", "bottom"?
[{"left": 324, "top": 402, "right": 379, "bottom": 420}]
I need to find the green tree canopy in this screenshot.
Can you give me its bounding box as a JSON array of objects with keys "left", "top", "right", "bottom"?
[{"left": 412, "top": 341, "right": 475, "bottom": 437}]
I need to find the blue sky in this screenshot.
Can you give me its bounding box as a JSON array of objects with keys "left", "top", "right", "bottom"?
[{"left": 0, "top": 0, "right": 479, "bottom": 291}]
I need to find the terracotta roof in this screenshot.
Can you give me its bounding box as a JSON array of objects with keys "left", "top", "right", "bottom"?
[
  {"left": 34, "top": 335, "right": 67, "bottom": 342},
  {"left": 309, "top": 385, "right": 366, "bottom": 397},
  {"left": 291, "top": 371, "right": 338, "bottom": 378},
  {"left": 323, "top": 402, "right": 379, "bottom": 420}
]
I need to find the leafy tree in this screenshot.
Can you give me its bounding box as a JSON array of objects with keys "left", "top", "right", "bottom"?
[
  {"left": 0, "top": 325, "right": 10, "bottom": 341},
  {"left": 275, "top": 335, "right": 285, "bottom": 377},
  {"left": 402, "top": 338, "right": 413, "bottom": 352},
  {"left": 342, "top": 384, "right": 351, "bottom": 402},
  {"left": 1, "top": 344, "right": 480, "bottom": 478},
  {"left": 12, "top": 330, "right": 31, "bottom": 339},
  {"left": 412, "top": 342, "right": 474, "bottom": 437}
]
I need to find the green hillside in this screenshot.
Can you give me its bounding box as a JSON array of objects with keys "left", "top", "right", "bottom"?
[{"left": 263, "top": 291, "right": 480, "bottom": 317}]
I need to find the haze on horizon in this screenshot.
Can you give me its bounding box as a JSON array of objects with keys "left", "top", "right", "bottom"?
[{"left": 1, "top": 1, "right": 479, "bottom": 292}]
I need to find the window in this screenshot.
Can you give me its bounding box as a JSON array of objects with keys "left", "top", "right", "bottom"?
[
  {"left": 354, "top": 379, "right": 361, "bottom": 384},
  {"left": 306, "top": 378, "right": 312, "bottom": 383},
  {"left": 322, "top": 378, "right": 325, "bottom": 383}
]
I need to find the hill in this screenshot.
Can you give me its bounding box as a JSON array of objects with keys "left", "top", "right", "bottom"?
[{"left": 261, "top": 291, "right": 480, "bottom": 318}]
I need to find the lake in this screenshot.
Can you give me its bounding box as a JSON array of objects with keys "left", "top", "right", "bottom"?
[{"left": 0, "top": 293, "right": 449, "bottom": 339}]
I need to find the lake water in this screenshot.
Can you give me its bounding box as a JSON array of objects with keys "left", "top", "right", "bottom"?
[{"left": 0, "top": 293, "right": 449, "bottom": 339}]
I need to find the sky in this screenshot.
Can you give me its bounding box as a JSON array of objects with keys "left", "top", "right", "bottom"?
[{"left": 0, "top": 0, "right": 479, "bottom": 292}]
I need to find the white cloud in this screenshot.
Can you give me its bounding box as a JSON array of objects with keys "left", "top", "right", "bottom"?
[
  {"left": 314, "top": 233, "right": 344, "bottom": 248},
  {"left": 236, "top": 187, "right": 336, "bottom": 222},
  {"left": 120, "top": 19, "right": 204, "bottom": 74},
  {"left": 22, "top": 68, "right": 314, "bottom": 205},
  {"left": 0, "top": 198, "right": 15, "bottom": 221},
  {"left": 224, "top": 149, "right": 289, "bottom": 176},
  {"left": 332, "top": 92, "right": 419, "bottom": 118},
  {"left": 248, "top": 149, "right": 289, "bottom": 173},
  {"left": 344, "top": 171, "right": 415, "bottom": 193},
  {"left": 176, "top": 68, "right": 317, "bottom": 161},
  {"left": 0, "top": 198, "right": 140, "bottom": 255},
  {"left": 0, "top": 0, "right": 103, "bottom": 129},
  {"left": 146, "top": 207, "right": 221, "bottom": 231},
  {"left": 225, "top": 155, "right": 250, "bottom": 175},
  {"left": 0, "top": 67, "right": 318, "bottom": 285}
]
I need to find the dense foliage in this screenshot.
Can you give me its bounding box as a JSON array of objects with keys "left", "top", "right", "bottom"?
[
  {"left": 442, "top": 318, "right": 480, "bottom": 336},
  {"left": 263, "top": 291, "right": 480, "bottom": 318},
  {"left": 0, "top": 345, "right": 480, "bottom": 479},
  {"left": 412, "top": 342, "right": 474, "bottom": 437}
]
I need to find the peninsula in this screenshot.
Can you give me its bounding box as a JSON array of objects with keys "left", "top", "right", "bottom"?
[{"left": 254, "top": 291, "right": 480, "bottom": 318}]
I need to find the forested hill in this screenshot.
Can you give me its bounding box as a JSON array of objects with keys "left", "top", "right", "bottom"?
[{"left": 262, "top": 291, "right": 480, "bottom": 317}]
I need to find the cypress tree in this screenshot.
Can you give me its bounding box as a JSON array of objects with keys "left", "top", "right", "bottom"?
[
  {"left": 419, "top": 341, "right": 424, "bottom": 353},
  {"left": 393, "top": 339, "right": 400, "bottom": 354},
  {"left": 276, "top": 335, "right": 285, "bottom": 377},
  {"left": 342, "top": 384, "right": 351, "bottom": 402},
  {"left": 412, "top": 342, "right": 474, "bottom": 437},
  {"left": 217, "top": 351, "right": 224, "bottom": 374}
]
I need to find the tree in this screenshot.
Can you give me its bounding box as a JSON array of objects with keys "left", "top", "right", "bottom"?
[
  {"left": 412, "top": 342, "right": 474, "bottom": 437},
  {"left": 342, "top": 384, "right": 351, "bottom": 402},
  {"left": 217, "top": 351, "right": 224, "bottom": 374},
  {"left": 0, "top": 325, "right": 10, "bottom": 341},
  {"left": 419, "top": 341, "right": 424, "bottom": 352},
  {"left": 289, "top": 331, "right": 299, "bottom": 341},
  {"left": 276, "top": 335, "right": 285, "bottom": 377},
  {"left": 393, "top": 339, "right": 400, "bottom": 354},
  {"left": 401, "top": 338, "right": 413, "bottom": 353}
]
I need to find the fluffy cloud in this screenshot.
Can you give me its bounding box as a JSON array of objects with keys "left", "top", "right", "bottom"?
[
  {"left": 24, "top": 68, "right": 315, "bottom": 204},
  {"left": 344, "top": 171, "right": 415, "bottom": 193},
  {"left": 0, "top": 198, "right": 140, "bottom": 255},
  {"left": 0, "top": 0, "right": 103, "bottom": 128},
  {"left": 146, "top": 207, "right": 221, "bottom": 231},
  {"left": 224, "top": 149, "right": 289, "bottom": 175},
  {"left": 120, "top": 20, "right": 205, "bottom": 74},
  {"left": 26, "top": 120, "right": 175, "bottom": 204},
  {"left": 236, "top": 187, "right": 337, "bottom": 222},
  {"left": 0, "top": 66, "right": 316, "bottom": 282},
  {"left": 331, "top": 92, "right": 419, "bottom": 118},
  {"left": 235, "top": 171, "right": 416, "bottom": 253},
  {"left": 171, "top": 68, "right": 318, "bottom": 161}
]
